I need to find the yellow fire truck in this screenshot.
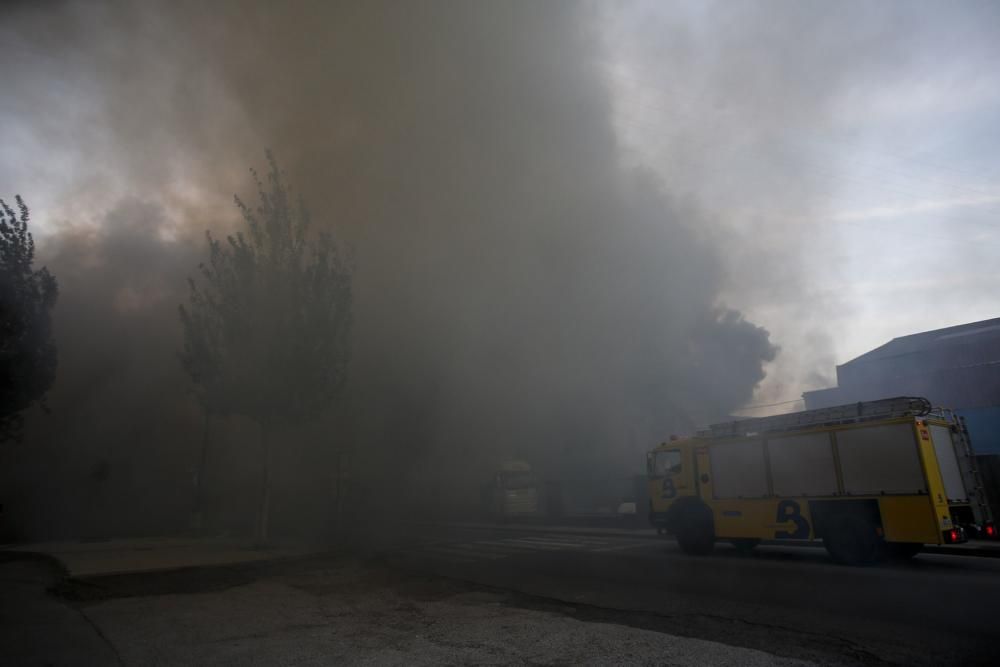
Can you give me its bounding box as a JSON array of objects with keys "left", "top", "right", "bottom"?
[{"left": 647, "top": 397, "right": 996, "bottom": 564}]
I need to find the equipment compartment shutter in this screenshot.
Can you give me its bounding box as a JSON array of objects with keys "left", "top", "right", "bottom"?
[
  {"left": 768, "top": 432, "right": 838, "bottom": 497},
  {"left": 837, "top": 423, "right": 926, "bottom": 495},
  {"left": 710, "top": 440, "right": 767, "bottom": 499},
  {"left": 929, "top": 424, "right": 967, "bottom": 502}
]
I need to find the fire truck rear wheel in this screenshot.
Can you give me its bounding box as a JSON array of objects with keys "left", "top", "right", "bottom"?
[
  {"left": 885, "top": 542, "right": 923, "bottom": 560},
  {"left": 823, "top": 513, "right": 884, "bottom": 565}
]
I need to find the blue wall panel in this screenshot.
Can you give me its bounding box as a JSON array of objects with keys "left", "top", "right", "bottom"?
[{"left": 958, "top": 406, "right": 1000, "bottom": 455}]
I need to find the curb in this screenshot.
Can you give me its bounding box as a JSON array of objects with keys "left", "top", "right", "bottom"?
[
  {"left": 65, "top": 547, "right": 344, "bottom": 582},
  {"left": 412, "top": 520, "right": 660, "bottom": 543},
  {"left": 0, "top": 542, "right": 341, "bottom": 583},
  {"left": 0, "top": 549, "right": 72, "bottom": 577},
  {"left": 422, "top": 520, "right": 1000, "bottom": 558},
  {"left": 923, "top": 545, "right": 1000, "bottom": 558}
]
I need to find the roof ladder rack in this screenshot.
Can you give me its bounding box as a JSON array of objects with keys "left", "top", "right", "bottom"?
[{"left": 697, "top": 396, "right": 933, "bottom": 439}]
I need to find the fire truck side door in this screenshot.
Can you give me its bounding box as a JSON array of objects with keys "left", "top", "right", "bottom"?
[{"left": 653, "top": 447, "right": 694, "bottom": 502}]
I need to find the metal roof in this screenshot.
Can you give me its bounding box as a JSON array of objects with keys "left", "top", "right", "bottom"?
[{"left": 843, "top": 317, "right": 1000, "bottom": 366}]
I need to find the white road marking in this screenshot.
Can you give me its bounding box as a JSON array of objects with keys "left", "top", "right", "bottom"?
[
  {"left": 419, "top": 545, "right": 503, "bottom": 561},
  {"left": 502, "top": 537, "right": 588, "bottom": 548},
  {"left": 446, "top": 542, "right": 520, "bottom": 557},
  {"left": 411, "top": 551, "right": 477, "bottom": 564},
  {"left": 513, "top": 535, "right": 613, "bottom": 546},
  {"left": 471, "top": 540, "right": 562, "bottom": 552},
  {"left": 407, "top": 533, "right": 658, "bottom": 562},
  {"left": 592, "top": 541, "right": 655, "bottom": 552}
]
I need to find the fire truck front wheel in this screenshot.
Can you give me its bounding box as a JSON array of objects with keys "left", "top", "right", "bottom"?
[{"left": 674, "top": 504, "right": 715, "bottom": 556}]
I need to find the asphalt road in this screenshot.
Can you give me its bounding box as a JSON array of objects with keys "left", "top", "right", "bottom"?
[
  {"left": 375, "top": 523, "right": 1000, "bottom": 666},
  {"left": 1, "top": 547, "right": 811, "bottom": 666},
  {"left": 4, "top": 526, "right": 998, "bottom": 665}
]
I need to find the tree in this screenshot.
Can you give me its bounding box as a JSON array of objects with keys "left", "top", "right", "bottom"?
[
  {"left": 1, "top": 196, "right": 58, "bottom": 443},
  {"left": 179, "top": 153, "right": 352, "bottom": 542}
]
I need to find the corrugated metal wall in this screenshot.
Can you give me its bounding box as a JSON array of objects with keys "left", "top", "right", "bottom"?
[{"left": 960, "top": 407, "right": 1000, "bottom": 456}]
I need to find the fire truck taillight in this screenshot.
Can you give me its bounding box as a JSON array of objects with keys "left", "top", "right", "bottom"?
[{"left": 944, "top": 528, "right": 963, "bottom": 544}]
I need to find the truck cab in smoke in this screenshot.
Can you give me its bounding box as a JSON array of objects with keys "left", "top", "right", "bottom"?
[{"left": 483, "top": 460, "right": 540, "bottom": 520}]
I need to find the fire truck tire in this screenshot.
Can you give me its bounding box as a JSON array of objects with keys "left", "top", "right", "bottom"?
[
  {"left": 823, "top": 513, "right": 884, "bottom": 565},
  {"left": 675, "top": 505, "right": 715, "bottom": 556},
  {"left": 885, "top": 542, "right": 923, "bottom": 560}
]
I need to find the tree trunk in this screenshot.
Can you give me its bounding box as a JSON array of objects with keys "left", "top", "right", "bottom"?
[
  {"left": 191, "top": 409, "right": 211, "bottom": 531},
  {"left": 257, "top": 421, "right": 273, "bottom": 545},
  {"left": 334, "top": 448, "right": 343, "bottom": 533}
]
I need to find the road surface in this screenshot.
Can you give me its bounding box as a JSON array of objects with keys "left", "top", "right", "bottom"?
[
  {"left": 3, "top": 524, "right": 998, "bottom": 665},
  {"left": 375, "top": 523, "right": 1000, "bottom": 666},
  {"left": 0, "top": 548, "right": 807, "bottom": 666}
]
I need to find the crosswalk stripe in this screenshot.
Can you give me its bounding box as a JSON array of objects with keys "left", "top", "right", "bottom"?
[
  {"left": 507, "top": 535, "right": 591, "bottom": 543},
  {"left": 512, "top": 535, "right": 612, "bottom": 546},
  {"left": 410, "top": 550, "right": 478, "bottom": 564},
  {"left": 592, "top": 542, "right": 656, "bottom": 552},
  {"left": 445, "top": 542, "right": 520, "bottom": 557},
  {"left": 469, "top": 540, "right": 548, "bottom": 552},
  {"left": 419, "top": 544, "right": 503, "bottom": 560},
  {"left": 490, "top": 539, "right": 569, "bottom": 551},
  {"left": 503, "top": 537, "right": 589, "bottom": 548}
]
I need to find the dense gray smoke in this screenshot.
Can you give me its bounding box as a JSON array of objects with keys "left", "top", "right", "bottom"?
[{"left": 0, "top": 1, "right": 780, "bottom": 539}]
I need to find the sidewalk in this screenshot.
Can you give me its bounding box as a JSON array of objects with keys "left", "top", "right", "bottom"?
[{"left": 0, "top": 535, "right": 323, "bottom": 578}]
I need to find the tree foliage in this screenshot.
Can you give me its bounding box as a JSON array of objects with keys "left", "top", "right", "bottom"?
[
  {"left": 0, "top": 196, "right": 59, "bottom": 443},
  {"left": 179, "top": 153, "right": 352, "bottom": 539},
  {"left": 180, "top": 153, "right": 352, "bottom": 423}
]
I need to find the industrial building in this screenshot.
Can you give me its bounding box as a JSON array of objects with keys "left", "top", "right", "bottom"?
[
  {"left": 802, "top": 317, "right": 1000, "bottom": 520},
  {"left": 803, "top": 317, "right": 1000, "bottom": 452}
]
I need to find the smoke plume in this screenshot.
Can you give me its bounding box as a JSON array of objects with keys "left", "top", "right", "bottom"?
[{"left": 1, "top": 1, "right": 782, "bottom": 539}]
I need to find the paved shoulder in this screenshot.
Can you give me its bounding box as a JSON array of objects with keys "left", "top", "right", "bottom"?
[
  {"left": 0, "top": 554, "right": 120, "bottom": 666},
  {"left": 1, "top": 537, "right": 317, "bottom": 578},
  {"left": 77, "top": 557, "right": 812, "bottom": 666}
]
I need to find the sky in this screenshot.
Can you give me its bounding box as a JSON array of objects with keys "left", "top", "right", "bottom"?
[
  {"left": 602, "top": 0, "right": 1000, "bottom": 411},
  {"left": 0, "top": 0, "right": 998, "bottom": 432}
]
